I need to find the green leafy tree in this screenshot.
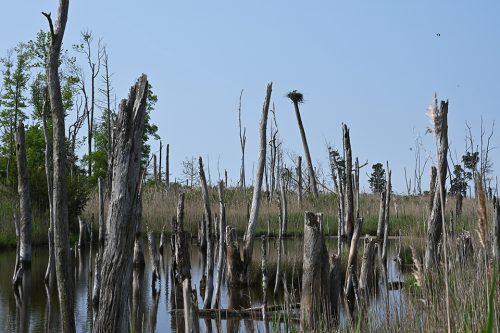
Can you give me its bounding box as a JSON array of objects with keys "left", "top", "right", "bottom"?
[
  {"left": 450, "top": 164, "right": 470, "bottom": 197},
  {"left": 368, "top": 162, "right": 386, "bottom": 193}
]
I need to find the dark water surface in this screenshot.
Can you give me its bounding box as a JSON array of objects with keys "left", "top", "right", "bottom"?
[{"left": 0, "top": 238, "right": 407, "bottom": 332}]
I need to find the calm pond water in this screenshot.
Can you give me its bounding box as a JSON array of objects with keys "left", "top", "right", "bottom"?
[{"left": 0, "top": 238, "right": 407, "bottom": 332}]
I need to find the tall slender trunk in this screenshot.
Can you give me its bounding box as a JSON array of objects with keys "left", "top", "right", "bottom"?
[
  {"left": 42, "top": 2, "right": 74, "bottom": 331},
  {"left": 166, "top": 144, "right": 170, "bottom": 188},
  {"left": 199, "top": 157, "right": 214, "bottom": 309},
  {"left": 93, "top": 75, "right": 148, "bottom": 332},
  {"left": 291, "top": 99, "right": 318, "bottom": 197},
  {"left": 343, "top": 124, "right": 354, "bottom": 244},
  {"left": 212, "top": 181, "right": 226, "bottom": 308},
  {"left": 297, "top": 156, "right": 303, "bottom": 208}
]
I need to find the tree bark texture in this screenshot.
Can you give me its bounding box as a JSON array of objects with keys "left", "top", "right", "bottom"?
[
  {"left": 300, "top": 212, "right": 330, "bottom": 330},
  {"left": 343, "top": 124, "right": 354, "bottom": 244},
  {"left": 93, "top": 74, "right": 148, "bottom": 333},
  {"left": 424, "top": 100, "right": 448, "bottom": 271}
]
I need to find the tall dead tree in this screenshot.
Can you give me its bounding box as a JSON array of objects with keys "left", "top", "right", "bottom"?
[
  {"left": 424, "top": 97, "right": 449, "bottom": 270},
  {"left": 42, "top": 1, "right": 75, "bottom": 331},
  {"left": 93, "top": 75, "right": 148, "bottom": 332},
  {"left": 42, "top": 89, "right": 55, "bottom": 287},
  {"left": 226, "top": 83, "right": 272, "bottom": 286},
  {"left": 301, "top": 212, "right": 330, "bottom": 330},
  {"left": 280, "top": 170, "right": 289, "bottom": 236},
  {"left": 166, "top": 143, "right": 170, "bottom": 188},
  {"left": 213, "top": 181, "right": 226, "bottom": 308},
  {"left": 287, "top": 90, "right": 318, "bottom": 197},
  {"left": 199, "top": 157, "right": 214, "bottom": 309},
  {"left": 13, "top": 122, "right": 32, "bottom": 287},
  {"left": 238, "top": 90, "right": 246, "bottom": 189},
  {"left": 343, "top": 124, "right": 355, "bottom": 244}
]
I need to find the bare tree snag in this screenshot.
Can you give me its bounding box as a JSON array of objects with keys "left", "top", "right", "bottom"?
[
  {"left": 241, "top": 83, "right": 272, "bottom": 278},
  {"left": 343, "top": 124, "right": 355, "bottom": 244},
  {"left": 424, "top": 98, "right": 449, "bottom": 270},
  {"left": 381, "top": 169, "right": 392, "bottom": 267},
  {"left": 300, "top": 212, "right": 330, "bottom": 330},
  {"left": 345, "top": 217, "right": 363, "bottom": 320},
  {"left": 213, "top": 181, "right": 226, "bottom": 308},
  {"left": 159, "top": 141, "right": 162, "bottom": 183},
  {"left": 376, "top": 191, "right": 387, "bottom": 241},
  {"left": 494, "top": 197, "right": 500, "bottom": 264},
  {"left": 329, "top": 253, "right": 341, "bottom": 326},
  {"left": 92, "top": 75, "right": 148, "bottom": 332},
  {"left": 153, "top": 154, "right": 157, "bottom": 183},
  {"left": 166, "top": 143, "right": 170, "bottom": 188},
  {"left": 78, "top": 216, "right": 87, "bottom": 248},
  {"left": 42, "top": 1, "right": 75, "bottom": 330},
  {"left": 359, "top": 236, "right": 377, "bottom": 296},
  {"left": 354, "top": 158, "right": 360, "bottom": 219},
  {"left": 238, "top": 90, "right": 246, "bottom": 189},
  {"left": 42, "top": 89, "right": 55, "bottom": 287},
  {"left": 226, "top": 226, "right": 245, "bottom": 286},
  {"left": 287, "top": 91, "right": 318, "bottom": 197},
  {"left": 297, "top": 156, "right": 303, "bottom": 208},
  {"left": 280, "top": 171, "right": 288, "bottom": 237},
  {"left": 199, "top": 157, "right": 214, "bottom": 309},
  {"left": 15, "top": 122, "right": 32, "bottom": 269}
]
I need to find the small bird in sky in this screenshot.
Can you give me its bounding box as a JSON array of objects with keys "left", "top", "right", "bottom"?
[{"left": 436, "top": 33, "right": 441, "bottom": 37}]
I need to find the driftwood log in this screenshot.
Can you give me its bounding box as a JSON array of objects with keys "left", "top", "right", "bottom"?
[{"left": 92, "top": 75, "right": 148, "bottom": 332}]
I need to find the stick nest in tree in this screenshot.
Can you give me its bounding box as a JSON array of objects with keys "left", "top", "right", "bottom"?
[{"left": 287, "top": 90, "right": 304, "bottom": 104}]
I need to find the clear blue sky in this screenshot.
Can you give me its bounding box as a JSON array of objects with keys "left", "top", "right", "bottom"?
[{"left": 2, "top": 1, "right": 499, "bottom": 193}]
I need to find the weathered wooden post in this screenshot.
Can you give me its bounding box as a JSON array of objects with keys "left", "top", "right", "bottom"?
[
  {"left": 199, "top": 157, "right": 214, "bottom": 309},
  {"left": 301, "top": 212, "right": 330, "bottom": 330},
  {"left": 92, "top": 75, "right": 148, "bottom": 332},
  {"left": 13, "top": 122, "right": 32, "bottom": 288},
  {"left": 424, "top": 98, "right": 449, "bottom": 270},
  {"left": 212, "top": 181, "right": 226, "bottom": 308}
]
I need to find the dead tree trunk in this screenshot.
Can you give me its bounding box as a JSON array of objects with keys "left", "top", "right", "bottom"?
[
  {"left": 300, "top": 212, "right": 330, "bottom": 330},
  {"left": 288, "top": 91, "right": 318, "bottom": 197},
  {"left": 14, "top": 122, "right": 32, "bottom": 275},
  {"left": 494, "top": 197, "right": 500, "bottom": 264},
  {"left": 213, "top": 181, "right": 226, "bottom": 308},
  {"left": 429, "top": 166, "right": 437, "bottom": 214},
  {"left": 344, "top": 124, "right": 355, "bottom": 244},
  {"left": 199, "top": 157, "right": 214, "bottom": 309},
  {"left": 381, "top": 169, "right": 392, "bottom": 267},
  {"left": 354, "top": 158, "right": 360, "bottom": 219},
  {"left": 166, "top": 143, "right": 170, "bottom": 188},
  {"left": 376, "top": 191, "right": 387, "bottom": 241},
  {"left": 153, "top": 154, "right": 157, "bottom": 183},
  {"left": 280, "top": 172, "right": 288, "bottom": 237},
  {"left": 240, "top": 83, "right": 272, "bottom": 280},
  {"left": 345, "top": 218, "right": 363, "bottom": 323},
  {"left": 78, "top": 216, "right": 87, "bottom": 248},
  {"left": 297, "top": 156, "right": 303, "bottom": 208},
  {"left": 92, "top": 75, "right": 148, "bottom": 332},
  {"left": 359, "top": 236, "right": 377, "bottom": 296},
  {"left": 329, "top": 253, "right": 341, "bottom": 326},
  {"left": 238, "top": 90, "right": 246, "bottom": 189},
  {"left": 42, "top": 2, "right": 75, "bottom": 330},
  {"left": 424, "top": 99, "right": 449, "bottom": 271},
  {"left": 92, "top": 177, "right": 105, "bottom": 308},
  {"left": 42, "top": 90, "right": 55, "bottom": 287},
  {"left": 159, "top": 141, "right": 162, "bottom": 183}
]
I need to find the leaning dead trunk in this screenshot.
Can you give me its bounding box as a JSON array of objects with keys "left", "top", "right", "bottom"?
[
  {"left": 300, "top": 212, "right": 330, "bottom": 330},
  {"left": 93, "top": 75, "right": 148, "bottom": 333},
  {"left": 42, "top": 1, "right": 74, "bottom": 330},
  {"left": 241, "top": 83, "right": 272, "bottom": 279},
  {"left": 424, "top": 99, "right": 448, "bottom": 271},
  {"left": 14, "top": 122, "right": 32, "bottom": 281}
]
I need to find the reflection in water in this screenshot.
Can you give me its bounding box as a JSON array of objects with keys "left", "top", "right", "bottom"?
[
  {"left": 0, "top": 238, "right": 407, "bottom": 332},
  {"left": 13, "top": 268, "right": 31, "bottom": 333}
]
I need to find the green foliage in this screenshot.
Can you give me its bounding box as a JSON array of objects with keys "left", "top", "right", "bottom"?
[
  {"left": 450, "top": 164, "right": 470, "bottom": 196},
  {"left": 368, "top": 162, "right": 386, "bottom": 193}
]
